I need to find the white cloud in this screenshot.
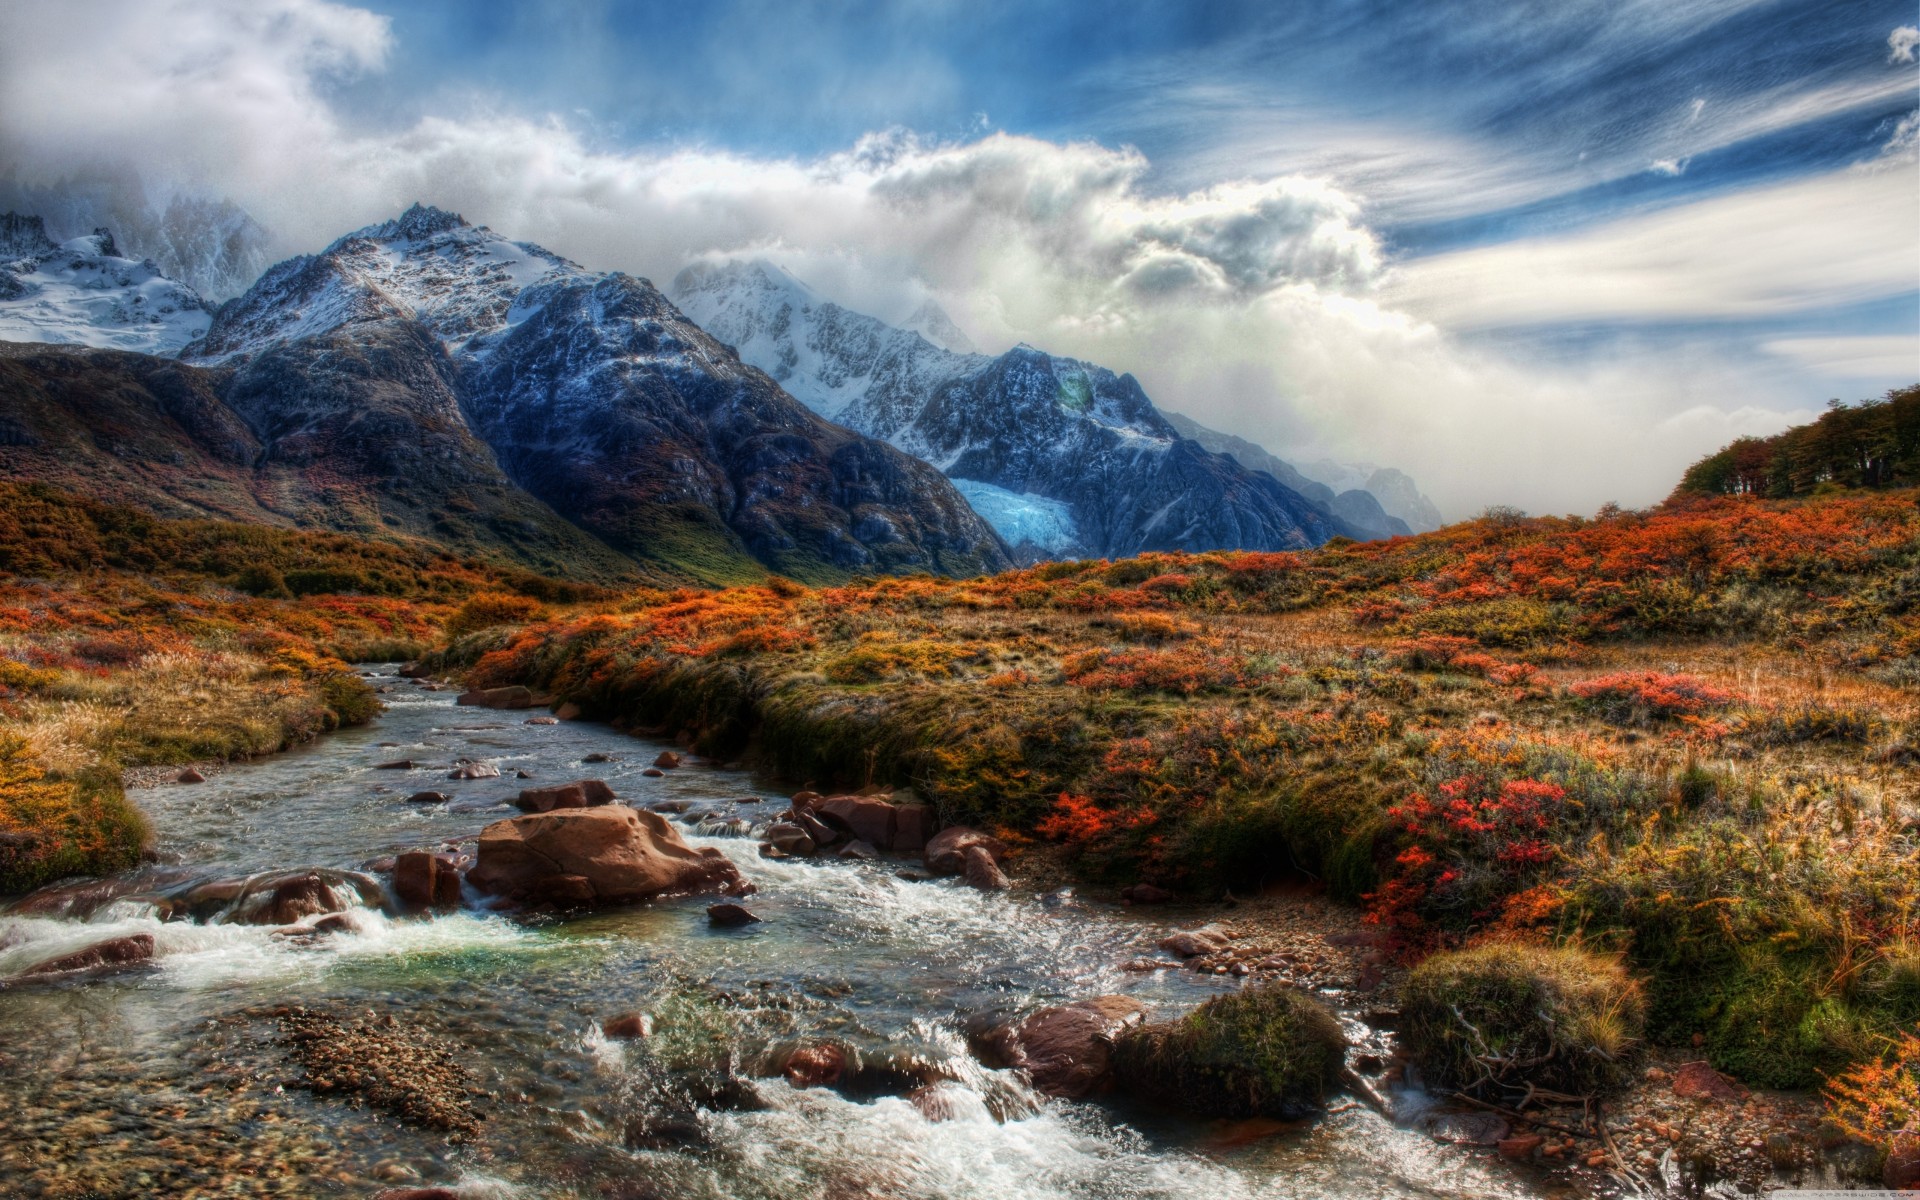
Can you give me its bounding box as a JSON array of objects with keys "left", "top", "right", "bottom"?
[
  {"left": 1764, "top": 335, "right": 1920, "bottom": 379},
  {"left": 1384, "top": 166, "right": 1919, "bottom": 328},
  {"left": 1891, "top": 26, "right": 1919, "bottom": 64},
  {"left": 0, "top": 0, "right": 1890, "bottom": 517}
]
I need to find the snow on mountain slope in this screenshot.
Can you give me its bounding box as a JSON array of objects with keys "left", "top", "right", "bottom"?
[
  {"left": 0, "top": 175, "right": 273, "bottom": 301},
  {"left": 0, "top": 213, "right": 213, "bottom": 354},
  {"left": 185, "top": 203, "right": 582, "bottom": 362},
  {"left": 672, "top": 257, "right": 1345, "bottom": 559}
]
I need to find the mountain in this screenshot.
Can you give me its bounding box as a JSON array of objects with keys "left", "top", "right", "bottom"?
[
  {"left": 0, "top": 213, "right": 214, "bottom": 354},
  {"left": 178, "top": 205, "right": 1009, "bottom": 583},
  {"left": 1293, "top": 458, "right": 1445, "bottom": 533},
  {"left": 1161, "top": 412, "right": 1431, "bottom": 539},
  {"left": 672, "top": 259, "right": 1346, "bottom": 560},
  {"left": 0, "top": 173, "right": 273, "bottom": 301}
]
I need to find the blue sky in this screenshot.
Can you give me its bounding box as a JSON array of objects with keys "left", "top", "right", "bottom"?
[{"left": 0, "top": 0, "right": 1915, "bottom": 511}]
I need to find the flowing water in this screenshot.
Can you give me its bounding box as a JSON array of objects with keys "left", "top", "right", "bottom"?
[{"left": 0, "top": 667, "right": 1566, "bottom": 1199}]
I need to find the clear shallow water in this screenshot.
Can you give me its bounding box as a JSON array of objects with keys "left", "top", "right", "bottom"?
[{"left": 0, "top": 667, "right": 1560, "bottom": 1199}]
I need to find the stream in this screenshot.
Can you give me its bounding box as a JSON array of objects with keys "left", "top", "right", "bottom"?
[{"left": 0, "top": 666, "right": 1565, "bottom": 1199}]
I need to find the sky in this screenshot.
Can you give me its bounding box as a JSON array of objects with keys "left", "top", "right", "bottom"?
[{"left": 0, "top": 0, "right": 1915, "bottom": 516}]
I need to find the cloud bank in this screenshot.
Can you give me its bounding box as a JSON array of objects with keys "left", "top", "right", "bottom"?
[{"left": 1, "top": 0, "right": 1909, "bottom": 516}]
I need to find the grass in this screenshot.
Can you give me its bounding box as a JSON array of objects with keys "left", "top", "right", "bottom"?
[
  {"left": 1112, "top": 984, "right": 1347, "bottom": 1118},
  {"left": 1401, "top": 943, "right": 1646, "bottom": 1097}
]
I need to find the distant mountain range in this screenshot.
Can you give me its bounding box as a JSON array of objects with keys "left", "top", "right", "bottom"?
[
  {"left": 0, "top": 201, "right": 1441, "bottom": 584},
  {"left": 673, "top": 260, "right": 1442, "bottom": 557}
]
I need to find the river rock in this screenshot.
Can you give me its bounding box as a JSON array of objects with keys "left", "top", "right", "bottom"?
[
  {"left": 406, "top": 791, "right": 450, "bottom": 805},
  {"left": 602, "top": 1012, "right": 652, "bottom": 1040},
  {"left": 763, "top": 822, "right": 817, "bottom": 857},
  {"left": 19, "top": 933, "right": 156, "bottom": 976},
  {"left": 176, "top": 767, "right": 206, "bottom": 784},
  {"left": 925, "top": 826, "right": 1007, "bottom": 875},
  {"left": 392, "top": 851, "right": 464, "bottom": 909},
  {"left": 1159, "top": 925, "right": 1232, "bottom": 958},
  {"left": 456, "top": 685, "right": 548, "bottom": 709},
  {"left": 554, "top": 701, "right": 582, "bottom": 720},
  {"left": 641, "top": 767, "right": 665, "bottom": 778},
  {"left": 466, "top": 806, "right": 751, "bottom": 907},
  {"left": 374, "top": 759, "right": 416, "bottom": 770},
  {"left": 707, "top": 903, "right": 761, "bottom": 927},
  {"left": 373, "top": 1189, "right": 460, "bottom": 1200},
  {"left": 1121, "top": 883, "right": 1174, "bottom": 904},
  {"left": 1671, "top": 1060, "right": 1747, "bottom": 1102},
  {"left": 782, "top": 1042, "right": 847, "bottom": 1088},
  {"left": 653, "top": 751, "right": 681, "bottom": 769},
  {"left": 982, "top": 996, "right": 1147, "bottom": 1098},
  {"left": 515, "top": 779, "right": 616, "bottom": 812},
  {"left": 793, "top": 811, "right": 841, "bottom": 848},
  {"left": 525, "top": 716, "right": 558, "bottom": 725},
  {"left": 1424, "top": 1110, "right": 1511, "bottom": 1145},
  {"left": 228, "top": 870, "right": 356, "bottom": 925},
  {"left": 447, "top": 761, "right": 500, "bottom": 780},
  {"left": 962, "top": 844, "right": 1010, "bottom": 891},
  {"left": 836, "top": 840, "right": 877, "bottom": 860},
  {"left": 815, "top": 796, "right": 938, "bottom": 852}
]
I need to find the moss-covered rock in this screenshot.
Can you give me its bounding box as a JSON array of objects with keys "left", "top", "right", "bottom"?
[
  {"left": 1112, "top": 984, "right": 1347, "bottom": 1118},
  {"left": 1401, "top": 943, "right": 1645, "bottom": 1097}
]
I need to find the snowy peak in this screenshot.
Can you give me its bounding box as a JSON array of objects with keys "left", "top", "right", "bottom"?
[
  {"left": 901, "top": 298, "right": 975, "bottom": 354},
  {"left": 187, "top": 203, "right": 584, "bottom": 361},
  {"left": 352, "top": 202, "right": 472, "bottom": 243},
  {"left": 0, "top": 212, "right": 213, "bottom": 354}
]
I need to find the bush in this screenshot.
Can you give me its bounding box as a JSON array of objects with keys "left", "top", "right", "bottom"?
[
  {"left": 1401, "top": 943, "right": 1646, "bottom": 1098},
  {"left": 1112, "top": 984, "right": 1347, "bottom": 1118},
  {"left": 1570, "top": 671, "right": 1736, "bottom": 725},
  {"left": 443, "top": 592, "right": 549, "bottom": 641}
]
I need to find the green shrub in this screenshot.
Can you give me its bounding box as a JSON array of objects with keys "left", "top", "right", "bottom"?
[
  {"left": 1401, "top": 943, "right": 1645, "bottom": 1097},
  {"left": 1113, "top": 984, "right": 1347, "bottom": 1118}
]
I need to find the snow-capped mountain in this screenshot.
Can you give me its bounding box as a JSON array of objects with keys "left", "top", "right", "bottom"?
[
  {"left": 0, "top": 174, "right": 274, "bottom": 301},
  {"left": 673, "top": 258, "right": 1345, "bottom": 559},
  {"left": 181, "top": 206, "right": 1009, "bottom": 582},
  {"left": 0, "top": 213, "right": 213, "bottom": 354}
]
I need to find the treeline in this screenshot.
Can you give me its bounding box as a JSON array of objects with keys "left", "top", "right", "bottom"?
[{"left": 1677, "top": 385, "right": 1919, "bottom": 497}]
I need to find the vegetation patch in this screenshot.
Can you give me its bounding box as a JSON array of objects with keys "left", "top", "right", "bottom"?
[
  {"left": 1112, "top": 985, "right": 1347, "bottom": 1118},
  {"left": 1401, "top": 943, "right": 1646, "bottom": 1098}
]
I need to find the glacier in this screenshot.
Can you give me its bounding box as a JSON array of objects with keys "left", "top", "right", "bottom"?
[{"left": 950, "top": 478, "right": 1081, "bottom": 556}]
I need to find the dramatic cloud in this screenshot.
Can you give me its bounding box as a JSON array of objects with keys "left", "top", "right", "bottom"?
[
  {"left": 1891, "top": 26, "right": 1919, "bottom": 64},
  {"left": 1382, "top": 166, "right": 1919, "bottom": 328},
  {"left": 0, "top": 0, "right": 1906, "bottom": 517}
]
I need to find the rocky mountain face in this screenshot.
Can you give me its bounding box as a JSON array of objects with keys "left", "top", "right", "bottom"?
[
  {"left": 0, "top": 335, "right": 636, "bottom": 580},
  {"left": 0, "top": 213, "right": 214, "bottom": 354},
  {"left": 672, "top": 260, "right": 1348, "bottom": 560},
  {"left": 177, "top": 205, "right": 1008, "bottom": 583}
]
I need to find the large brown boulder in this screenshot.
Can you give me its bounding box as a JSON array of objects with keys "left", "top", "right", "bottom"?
[
  {"left": 393, "top": 851, "right": 465, "bottom": 909},
  {"left": 962, "top": 845, "right": 1010, "bottom": 891},
  {"left": 20, "top": 933, "right": 156, "bottom": 976},
  {"left": 815, "top": 796, "right": 937, "bottom": 852},
  {"left": 924, "top": 826, "right": 1006, "bottom": 875},
  {"left": 982, "top": 996, "right": 1147, "bottom": 1098},
  {"left": 466, "top": 806, "right": 751, "bottom": 907},
  {"left": 514, "top": 779, "right": 616, "bottom": 813}
]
